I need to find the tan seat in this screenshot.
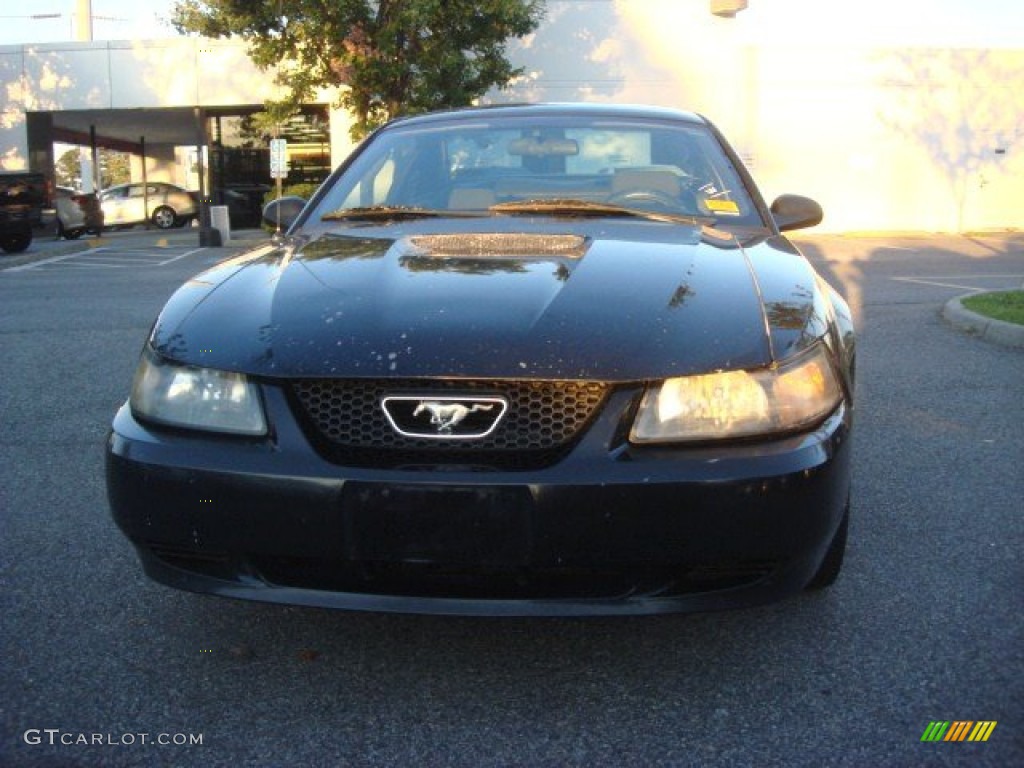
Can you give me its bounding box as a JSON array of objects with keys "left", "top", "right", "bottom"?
[{"left": 611, "top": 167, "right": 684, "bottom": 196}]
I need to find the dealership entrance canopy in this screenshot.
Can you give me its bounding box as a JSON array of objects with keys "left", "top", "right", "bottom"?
[
  {"left": 1, "top": 37, "right": 351, "bottom": 232},
  {"left": 52, "top": 107, "right": 199, "bottom": 152}
]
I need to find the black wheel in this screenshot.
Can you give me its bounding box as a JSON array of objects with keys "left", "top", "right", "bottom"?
[
  {"left": 1, "top": 229, "right": 32, "bottom": 253},
  {"left": 805, "top": 500, "right": 849, "bottom": 590},
  {"left": 63, "top": 227, "right": 83, "bottom": 240},
  {"left": 152, "top": 206, "right": 177, "bottom": 229}
]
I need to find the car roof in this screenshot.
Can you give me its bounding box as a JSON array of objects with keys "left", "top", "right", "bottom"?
[{"left": 384, "top": 103, "right": 707, "bottom": 130}]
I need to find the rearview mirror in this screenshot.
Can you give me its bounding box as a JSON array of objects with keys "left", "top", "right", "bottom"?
[
  {"left": 770, "top": 194, "right": 823, "bottom": 232},
  {"left": 262, "top": 196, "right": 306, "bottom": 232}
]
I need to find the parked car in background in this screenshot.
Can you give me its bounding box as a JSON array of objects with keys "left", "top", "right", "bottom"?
[
  {"left": 108, "top": 104, "right": 855, "bottom": 617},
  {"left": 0, "top": 171, "right": 48, "bottom": 253},
  {"left": 99, "top": 182, "right": 197, "bottom": 229},
  {"left": 54, "top": 186, "right": 104, "bottom": 240}
]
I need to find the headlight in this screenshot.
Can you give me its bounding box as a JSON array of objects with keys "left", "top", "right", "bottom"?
[
  {"left": 630, "top": 343, "right": 842, "bottom": 444},
  {"left": 130, "top": 350, "right": 267, "bottom": 436}
]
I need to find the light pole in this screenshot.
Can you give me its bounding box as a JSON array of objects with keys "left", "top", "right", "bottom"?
[{"left": 75, "top": 0, "right": 93, "bottom": 41}]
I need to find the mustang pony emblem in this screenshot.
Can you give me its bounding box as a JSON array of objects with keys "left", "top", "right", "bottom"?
[
  {"left": 381, "top": 395, "right": 507, "bottom": 439},
  {"left": 413, "top": 401, "right": 494, "bottom": 433}
]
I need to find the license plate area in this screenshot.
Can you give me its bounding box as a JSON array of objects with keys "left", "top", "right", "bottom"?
[{"left": 344, "top": 483, "right": 532, "bottom": 567}]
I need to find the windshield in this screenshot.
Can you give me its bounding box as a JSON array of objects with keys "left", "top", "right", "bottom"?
[{"left": 308, "top": 115, "right": 764, "bottom": 228}]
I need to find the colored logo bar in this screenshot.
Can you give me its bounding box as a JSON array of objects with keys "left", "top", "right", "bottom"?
[{"left": 921, "top": 721, "right": 997, "bottom": 742}]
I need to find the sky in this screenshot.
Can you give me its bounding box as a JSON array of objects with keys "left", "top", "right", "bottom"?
[
  {"left": 0, "top": 0, "right": 1021, "bottom": 47},
  {"left": 0, "top": 0, "right": 178, "bottom": 45}
]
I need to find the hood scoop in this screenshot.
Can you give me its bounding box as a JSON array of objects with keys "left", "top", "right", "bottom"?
[{"left": 406, "top": 233, "right": 589, "bottom": 260}]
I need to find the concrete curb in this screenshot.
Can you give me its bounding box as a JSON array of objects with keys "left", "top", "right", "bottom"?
[{"left": 942, "top": 292, "right": 1024, "bottom": 349}]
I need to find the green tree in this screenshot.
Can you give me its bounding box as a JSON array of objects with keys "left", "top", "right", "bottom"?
[
  {"left": 172, "top": 0, "right": 545, "bottom": 139},
  {"left": 54, "top": 149, "right": 81, "bottom": 188},
  {"left": 100, "top": 150, "right": 131, "bottom": 188},
  {"left": 53, "top": 148, "right": 131, "bottom": 189}
]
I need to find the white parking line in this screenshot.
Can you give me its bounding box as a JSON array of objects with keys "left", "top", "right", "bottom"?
[
  {"left": 4, "top": 246, "right": 207, "bottom": 272},
  {"left": 893, "top": 274, "right": 1024, "bottom": 280},
  {"left": 891, "top": 275, "right": 1024, "bottom": 292},
  {"left": 158, "top": 247, "right": 207, "bottom": 265},
  {"left": 4, "top": 251, "right": 86, "bottom": 272},
  {"left": 67, "top": 255, "right": 166, "bottom": 264},
  {"left": 59, "top": 256, "right": 166, "bottom": 266},
  {"left": 45, "top": 260, "right": 155, "bottom": 268}
]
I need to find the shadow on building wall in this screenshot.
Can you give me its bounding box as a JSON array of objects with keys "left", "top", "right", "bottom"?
[
  {"left": 3, "top": 51, "right": 82, "bottom": 170},
  {"left": 876, "top": 49, "right": 1024, "bottom": 231}
]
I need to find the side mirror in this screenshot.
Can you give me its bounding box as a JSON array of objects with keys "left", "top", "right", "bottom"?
[
  {"left": 770, "top": 194, "right": 823, "bottom": 232},
  {"left": 262, "top": 196, "right": 307, "bottom": 232}
]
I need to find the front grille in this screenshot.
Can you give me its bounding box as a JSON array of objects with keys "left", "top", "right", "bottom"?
[{"left": 289, "top": 378, "right": 610, "bottom": 469}]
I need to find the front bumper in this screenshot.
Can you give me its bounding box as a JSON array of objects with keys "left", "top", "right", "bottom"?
[{"left": 106, "top": 386, "right": 852, "bottom": 616}]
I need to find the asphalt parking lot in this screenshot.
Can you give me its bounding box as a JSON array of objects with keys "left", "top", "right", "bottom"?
[{"left": 1, "top": 230, "right": 1021, "bottom": 767}]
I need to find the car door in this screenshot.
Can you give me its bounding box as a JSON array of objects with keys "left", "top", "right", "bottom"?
[
  {"left": 123, "top": 184, "right": 151, "bottom": 224},
  {"left": 100, "top": 186, "right": 128, "bottom": 225}
]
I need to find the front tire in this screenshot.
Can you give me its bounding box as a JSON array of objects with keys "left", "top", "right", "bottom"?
[
  {"left": 152, "top": 206, "right": 176, "bottom": 229},
  {"left": 1, "top": 229, "right": 32, "bottom": 253}
]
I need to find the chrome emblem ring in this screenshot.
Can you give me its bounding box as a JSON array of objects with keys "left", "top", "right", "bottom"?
[{"left": 381, "top": 395, "right": 508, "bottom": 440}]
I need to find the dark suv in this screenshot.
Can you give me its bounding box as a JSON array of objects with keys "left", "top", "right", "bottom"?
[{"left": 0, "top": 171, "right": 48, "bottom": 253}]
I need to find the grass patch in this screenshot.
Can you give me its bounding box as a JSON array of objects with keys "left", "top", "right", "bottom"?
[{"left": 962, "top": 290, "right": 1024, "bottom": 326}]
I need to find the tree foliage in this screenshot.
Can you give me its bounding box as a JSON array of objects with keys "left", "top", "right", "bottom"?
[
  {"left": 172, "top": 0, "right": 545, "bottom": 138},
  {"left": 54, "top": 149, "right": 80, "bottom": 188},
  {"left": 54, "top": 148, "right": 131, "bottom": 189},
  {"left": 100, "top": 151, "right": 132, "bottom": 188}
]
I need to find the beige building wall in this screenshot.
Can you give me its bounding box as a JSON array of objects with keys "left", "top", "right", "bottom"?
[
  {"left": 128, "top": 145, "right": 178, "bottom": 186},
  {"left": 1, "top": 46, "right": 32, "bottom": 168},
  {"left": 494, "top": 0, "right": 1023, "bottom": 232}
]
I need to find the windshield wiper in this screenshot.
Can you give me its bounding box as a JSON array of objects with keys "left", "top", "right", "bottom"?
[
  {"left": 322, "top": 206, "right": 482, "bottom": 222},
  {"left": 488, "top": 198, "right": 713, "bottom": 226}
]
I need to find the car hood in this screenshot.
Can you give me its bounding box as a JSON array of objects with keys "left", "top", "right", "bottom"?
[{"left": 151, "top": 221, "right": 828, "bottom": 380}]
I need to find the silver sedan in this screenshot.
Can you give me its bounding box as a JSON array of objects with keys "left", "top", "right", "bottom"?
[{"left": 99, "top": 182, "right": 197, "bottom": 229}]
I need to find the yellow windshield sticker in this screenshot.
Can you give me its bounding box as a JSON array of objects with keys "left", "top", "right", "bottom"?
[{"left": 705, "top": 199, "right": 740, "bottom": 214}]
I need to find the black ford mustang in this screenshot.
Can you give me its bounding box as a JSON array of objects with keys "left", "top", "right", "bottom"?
[{"left": 106, "top": 104, "right": 855, "bottom": 616}]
